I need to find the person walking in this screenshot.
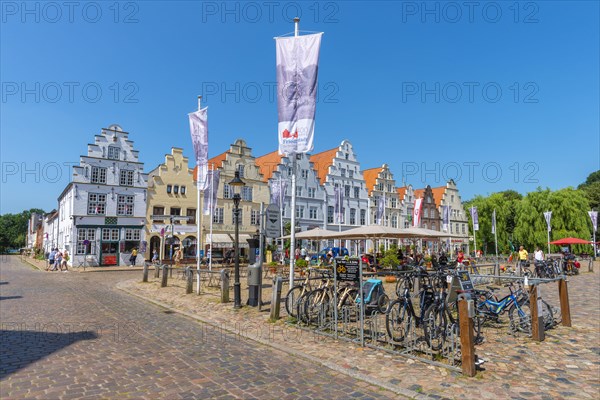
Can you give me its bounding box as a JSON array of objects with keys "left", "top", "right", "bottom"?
[
  {"left": 534, "top": 246, "right": 544, "bottom": 261},
  {"left": 518, "top": 245, "right": 529, "bottom": 272},
  {"left": 53, "top": 250, "right": 63, "bottom": 272},
  {"left": 152, "top": 249, "right": 159, "bottom": 265},
  {"left": 174, "top": 247, "right": 183, "bottom": 267},
  {"left": 129, "top": 247, "right": 138, "bottom": 266},
  {"left": 47, "top": 248, "right": 56, "bottom": 271},
  {"left": 61, "top": 250, "right": 70, "bottom": 272}
]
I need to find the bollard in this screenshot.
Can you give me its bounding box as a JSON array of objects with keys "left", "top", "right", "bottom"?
[
  {"left": 270, "top": 275, "right": 283, "bottom": 321},
  {"left": 161, "top": 265, "right": 169, "bottom": 288},
  {"left": 143, "top": 263, "right": 149, "bottom": 282},
  {"left": 458, "top": 295, "right": 476, "bottom": 377},
  {"left": 220, "top": 269, "right": 230, "bottom": 303},
  {"left": 186, "top": 267, "right": 193, "bottom": 294},
  {"left": 529, "top": 285, "right": 545, "bottom": 341},
  {"left": 558, "top": 278, "right": 572, "bottom": 327},
  {"left": 155, "top": 265, "right": 160, "bottom": 279}
]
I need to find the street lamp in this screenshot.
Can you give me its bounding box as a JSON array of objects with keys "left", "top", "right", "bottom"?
[{"left": 229, "top": 170, "right": 246, "bottom": 308}]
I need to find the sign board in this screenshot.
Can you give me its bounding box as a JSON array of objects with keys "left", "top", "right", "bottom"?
[
  {"left": 447, "top": 270, "right": 475, "bottom": 304},
  {"left": 265, "top": 204, "right": 281, "bottom": 238},
  {"left": 335, "top": 258, "right": 360, "bottom": 282}
]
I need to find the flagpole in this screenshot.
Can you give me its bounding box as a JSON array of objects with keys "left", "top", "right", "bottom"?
[
  {"left": 471, "top": 207, "right": 477, "bottom": 258},
  {"left": 287, "top": 16, "right": 301, "bottom": 289},
  {"left": 196, "top": 96, "right": 203, "bottom": 295},
  {"left": 493, "top": 209, "right": 499, "bottom": 275},
  {"left": 209, "top": 163, "right": 215, "bottom": 271},
  {"left": 279, "top": 174, "right": 284, "bottom": 265}
]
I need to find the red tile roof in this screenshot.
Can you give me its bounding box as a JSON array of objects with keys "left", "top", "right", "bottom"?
[
  {"left": 255, "top": 150, "right": 283, "bottom": 182},
  {"left": 309, "top": 148, "right": 337, "bottom": 184},
  {"left": 192, "top": 151, "right": 228, "bottom": 181},
  {"left": 431, "top": 186, "right": 447, "bottom": 208},
  {"left": 361, "top": 167, "right": 380, "bottom": 195},
  {"left": 396, "top": 186, "right": 407, "bottom": 200}
]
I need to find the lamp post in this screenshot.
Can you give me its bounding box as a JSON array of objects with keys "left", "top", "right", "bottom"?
[{"left": 229, "top": 171, "right": 246, "bottom": 308}]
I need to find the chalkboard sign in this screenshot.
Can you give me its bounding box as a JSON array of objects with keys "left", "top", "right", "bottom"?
[
  {"left": 335, "top": 259, "right": 360, "bottom": 282},
  {"left": 457, "top": 270, "right": 474, "bottom": 291}
]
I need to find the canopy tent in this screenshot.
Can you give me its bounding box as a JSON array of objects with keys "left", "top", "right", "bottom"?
[
  {"left": 280, "top": 227, "right": 339, "bottom": 240},
  {"left": 549, "top": 237, "right": 592, "bottom": 245}
]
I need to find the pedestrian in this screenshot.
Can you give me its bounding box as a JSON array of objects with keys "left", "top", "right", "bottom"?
[
  {"left": 518, "top": 245, "right": 529, "bottom": 269},
  {"left": 457, "top": 250, "right": 465, "bottom": 264},
  {"left": 53, "top": 250, "right": 63, "bottom": 271},
  {"left": 62, "top": 250, "right": 69, "bottom": 272},
  {"left": 152, "top": 249, "right": 159, "bottom": 265},
  {"left": 300, "top": 247, "right": 307, "bottom": 258},
  {"left": 295, "top": 248, "right": 300, "bottom": 260},
  {"left": 534, "top": 246, "right": 544, "bottom": 261},
  {"left": 47, "top": 248, "right": 56, "bottom": 271},
  {"left": 129, "top": 247, "right": 138, "bottom": 266},
  {"left": 174, "top": 247, "right": 183, "bottom": 267}
]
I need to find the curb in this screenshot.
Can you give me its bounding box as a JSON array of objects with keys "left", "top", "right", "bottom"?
[{"left": 116, "top": 281, "right": 428, "bottom": 400}]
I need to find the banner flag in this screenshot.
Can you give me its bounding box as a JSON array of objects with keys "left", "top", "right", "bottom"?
[
  {"left": 203, "top": 170, "right": 220, "bottom": 215},
  {"left": 270, "top": 178, "right": 288, "bottom": 208},
  {"left": 334, "top": 186, "right": 344, "bottom": 223},
  {"left": 543, "top": 211, "right": 552, "bottom": 232},
  {"left": 470, "top": 207, "right": 479, "bottom": 231},
  {"left": 442, "top": 205, "right": 450, "bottom": 232},
  {"left": 413, "top": 198, "right": 423, "bottom": 228},
  {"left": 189, "top": 107, "right": 209, "bottom": 190},
  {"left": 376, "top": 195, "right": 385, "bottom": 225},
  {"left": 491, "top": 209, "right": 497, "bottom": 235},
  {"left": 589, "top": 211, "right": 598, "bottom": 232},
  {"left": 275, "top": 33, "right": 323, "bottom": 156}
]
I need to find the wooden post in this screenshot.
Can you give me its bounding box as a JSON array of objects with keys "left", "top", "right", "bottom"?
[
  {"left": 161, "top": 265, "right": 169, "bottom": 288},
  {"left": 270, "top": 275, "right": 283, "bottom": 321},
  {"left": 458, "top": 297, "right": 476, "bottom": 377},
  {"left": 220, "top": 269, "right": 230, "bottom": 303},
  {"left": 186, "top": 267, "right": 193, "bottom": 294},
  {"left": 142, "top": 263, "right": 149, "bottom": 282},
  {"left": 558, "top": 278, "right": 572, "bottom": 327},
  {"left": 529, "top": 285, "right": 545, "bottom": 341}
]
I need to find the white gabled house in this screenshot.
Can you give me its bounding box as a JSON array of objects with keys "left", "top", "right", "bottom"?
[{"left": 56, "top": 125, "right": 148, "bottom": 266}]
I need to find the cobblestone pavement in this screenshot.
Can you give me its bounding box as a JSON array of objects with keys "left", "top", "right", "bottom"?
[
  {"left": 0, "top": 256, "right": 400, "bottom": 399},
  {"left": 116, "top": 262, "right": 600, "bottom": 400}
]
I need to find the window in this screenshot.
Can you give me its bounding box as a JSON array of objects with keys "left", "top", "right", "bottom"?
[
  {"left": 186, "top": 208, "right": 196, "bottom": 224},
  {"left": 387, "top": 184, "right": 392, "bottom": 192},
  {"left": 88, "top": 193, "right": 106, "bottom": 215},
  {"left": 124, "top": 228, "right": 141, "bottom": 241},
  {"left": 431, "top": 222, "right": 436, "bottom": 230},
  {"left": 91, "top": 166, "right": 107, "bottom": 184},
  {"left": 119, "top": 170, "right": 134, "bottom": 186},
  {"left": 232, "top": 208, "right": 243, "bottom": 224},
  {"left": 102, "top": 228, "right": 119, "bottom": 241},
  {"left": 237, "top": 164, "right": 245, "bottom": 178},
  {"left": 107, "top": 146, "right": 120, "bottom": 160},
  {"left": 391, "top": 198, "right": 397, "bottom": 208},
  {"left": 344, "top": 185, "right": 350, "bottom": 197},
  {"left": 308, "top": 188, "right": 316, "bottom": 198},
  {"left": 345, "top": 153, "right": 349, "bottom": 160},
  {"left": 296, "top": 186, "right": 302, "bottom": 197},
  {"left": 117, "top": 195, "right": 134, "bottom": 216},
  {"left": 350, "top": 208, "right": 356, "bottom": 225},
  {"left": 288, "top": 167, "right": 293, "bottom": 175},
  {"left": 424, "top": 208, "right": 429, "bottom": 218},
  {"left": 309, "top": 207, "right": 318, "bottom": 219},
  {"left": 427, "top": 196, "right": 432, "bottom": 204},
  {"left": 174, "top": 185, "right": 179, "bottom": 194},
  {"left": 251, "top": 209, "right": 260, "bottom": 225},
  {"left": 296, "top": 206, "right": 304, "bottom": 219},
  {"left": 462, "top": 224, "right": 466, "bottom": 234},
  {"left": 423, "top": 223, "right": 428, "bottom": 229},
  {"left": 153, "top": 206, "right": 165, "bottom": 221},
  {"left": 241, "top": 186, "right": 253, "bottom": 201},
  {"left": 378, "top": 183, "right": 383, "bottom": 191},
  {"left": 181, "top": 185, "right": 186, "bottom": 195},
  {"left": 301, "top": 169, "right": 308, "bottom": 179},
  {"left": 213, "top": 208, "right": 224, "bottom": 224},
  {"left": 360, "top": 209, "right": 366, "bottom": 225},
  {"left": 223, "top": 183, "right": 232, "bottom": 199},
  {"left": 354, "top": 187, "right": 359, "bottom": 198},
  {"left": 349, "top": 170, "right": 354, "bottom": 178},
  {"left": 392, "top": 215, "right": 398, "bottom": 228},
  {"left": 76, "top": 228, "right": 96, "bottom": 255},
  {"left": 167, "top": 185, "right": 172, "bottom": 194},
  {"left": 170, "top": 207, "right": 181, "bottom": 216},
  {"left": 340, "top": 168, "right": 346, "bottom": 177},
  {"left": 327, "top": 206, "right": 334, "bottom": 224}
]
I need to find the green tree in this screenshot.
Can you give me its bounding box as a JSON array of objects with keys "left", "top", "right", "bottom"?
[
  {"left": 578, "top": 170, "right": 600, "bottom": 187},
  {"left": 0, "top": 208, "right": 45, "bottom": 252},
  {"left": 580, "top": 181, "right": 600, "bottom": 210}
]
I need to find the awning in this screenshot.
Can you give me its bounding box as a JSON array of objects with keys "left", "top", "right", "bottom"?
[{"left": 205, "top": 233, "right": 251, "bottom": 248}]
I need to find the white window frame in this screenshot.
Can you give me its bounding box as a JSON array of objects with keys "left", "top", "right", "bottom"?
[{"left": 91, "top": 166, "right": 107, "bottom": 184}]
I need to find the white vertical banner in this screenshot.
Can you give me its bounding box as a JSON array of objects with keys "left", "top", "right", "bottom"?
[
  {"left": 189, "top": 108, "right": 209, "bottom": 189},
  {"left": 442, "top": 205, "right": 450, "bottom": 232},
  {"left": 334, "top": 186, "right": 344, "bottom": 223},
  {"left": 491, "top": 209, "right": 497, "bottom": 234},
  {"left": 270, "top": 179, "right": 288, "bottom": 208},
  {"left": 543, "top": 211, "right": 552, "bottom": 232},
  {"left": 470, "top": 207, "right": 479, "bottom": 231},
  {"left": 376, "top": 195, "right": 385, "bottom": 225},
  {"left": 413, "top": 198, "right": 423, "bottom": 228},
  {"left": 588, "top": 211, "right": 597, "bottom": 232},
  {"left": 275, "top": 33, "right": 323, "bottom": 156},
  {"left": 203, "top": 170, "right": 220, "bottom": 215}
]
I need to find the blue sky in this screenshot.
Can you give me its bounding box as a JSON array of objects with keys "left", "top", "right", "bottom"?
[{"left": 1, "top": 0, "right": 599, "bottom": 214}]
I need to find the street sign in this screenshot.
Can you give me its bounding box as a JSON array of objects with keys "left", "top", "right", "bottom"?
[
  {"left": 335, "top": 258, "right": 360, "bottom": 282},
  {"left": 265, "top": 204, "right": 281, "bottom": 238}
]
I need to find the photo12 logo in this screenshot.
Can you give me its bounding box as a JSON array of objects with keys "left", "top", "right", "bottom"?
[
  {"left": 1, "top": 82, "right": 140, "bottom": 104},
  {"left": 400, "top": 1, "right": 540, "bottom": 24},
  {"left": 1, "top": 1, "right": 140, "bottom": 23},
  {"left": 201, "top": 81, "right": 339, "bottom": 104},
  {"left": 201, "top": 1, "right": 340, "bottom": 24},
  {"left": 401, "top": 82, "right": 539, "bottom": 104}
]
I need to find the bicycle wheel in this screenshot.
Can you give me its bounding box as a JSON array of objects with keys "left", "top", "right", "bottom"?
[
  {"left": 385, "top": 299, "right": 411, "bottom": 343},
  {"left": 303, "top": 288, "right": 330, "bottom": 324},
  {"left": 509, "top": 299, "right": 531, "bottom": 334},
  {"left": 285, "top": 286, "right": 304, "bottom": 319},
  {"left": 541, "top": 300, "right": 555, "bottom": 330},
  {"left": 339, "top": 288, "right": 358, "bottom": 308},
  {"left": 423, "top": 303, "right": 446, "bottom": 351}
]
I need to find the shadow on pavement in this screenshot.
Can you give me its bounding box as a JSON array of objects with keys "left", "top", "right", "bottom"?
[
  {"left": 0, "top": 329, "right": 98, "bottom": 379},
  {"left": 0, "top": 296, "right": 22, "bottom": 301}
]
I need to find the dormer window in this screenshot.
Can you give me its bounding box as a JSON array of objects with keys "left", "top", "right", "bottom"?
[
  {"left": 108, "top": 146, "right": 120, "bottom": 160},
  {"left": 167, "top": 185, "right": 172, "bottom": 194}
]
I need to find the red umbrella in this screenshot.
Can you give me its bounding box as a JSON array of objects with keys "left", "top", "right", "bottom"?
[{"left": 548, "top": 237, "right": 592, "bottom": 245}]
